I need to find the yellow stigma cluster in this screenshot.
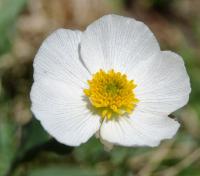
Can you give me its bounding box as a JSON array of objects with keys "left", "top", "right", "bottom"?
[{"left": 84, "top": 69, "right": 139, "bottom": 119}]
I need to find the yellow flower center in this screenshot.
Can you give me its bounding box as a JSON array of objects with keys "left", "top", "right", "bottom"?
[{"left": 84, "top": 69, "right": 139, "bottom": 119}]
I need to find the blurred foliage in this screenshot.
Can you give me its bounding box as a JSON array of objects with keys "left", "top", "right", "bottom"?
[
  {"left": 0, "top": 115, "right": 17, "bottom": 176},
  {"left": 0, "top": 0, "right": 27, "bottom": 54},
  {"left": 0, "top": 0, "right": 200, "bottom": 176},
  {"left": 26, "top": 166, "right": 101, "bottom": 176}
]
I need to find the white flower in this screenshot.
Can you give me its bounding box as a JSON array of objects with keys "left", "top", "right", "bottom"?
[{"left": 30, "top": 14, "right": 191, "bottom": 147}]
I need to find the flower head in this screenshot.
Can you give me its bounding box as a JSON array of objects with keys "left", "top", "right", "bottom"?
[{"left": 30, "top": 14, "right": 191, "bottom": 147}]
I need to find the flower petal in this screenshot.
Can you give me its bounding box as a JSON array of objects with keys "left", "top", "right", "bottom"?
[
  {"left": 134, "top": 51, "right": 191, "bottom": 115},
  {"left": 33, "top": 29, "right": 90, "bottom": 88},
  {"left": 30, "top": 78, "right": 101, "bottom": 146},
  {"left": 80, "top": 14, "right": 160, "bottom": 73},
  {"left": 100, "top": 110, "right": 179, "bottom": 147}
]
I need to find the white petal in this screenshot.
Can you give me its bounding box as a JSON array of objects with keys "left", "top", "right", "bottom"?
[
  {"left": 80, "top": 14, "right": 160, "bottom": 73},
  {"left": 33, "top": 29, "right": 90, "bottom": 88},
  {"left": 100, "top": 110, "right": 179, "bottom": 147},
  {"left": 134, "top": 51, "right": 191, "bottom": 115},
  {"left": 30, "top": 78, "right": 101, "bottom": 146}
]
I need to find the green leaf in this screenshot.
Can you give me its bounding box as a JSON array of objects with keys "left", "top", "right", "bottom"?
[
  {"left": 178, "top": 165, "right": 200, "bottom": 176},
  {"left": 74, "top": 137, "right": 108, "bottom": 164},
  {"left": 0, "top": 116, "right": 18, "bottom": 176},
  {"left": 27, "top": 166, "right": 101, "bottom": 176},
  {"left": 2, "top": 118, "right": 50, "bottom": 176},
  {"left": 20, "top": 118, "right": 50, "bottom": 152}
]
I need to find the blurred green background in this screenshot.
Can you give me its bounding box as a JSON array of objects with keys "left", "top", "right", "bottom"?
[{"left": 0, "top": 0, "right": 200, "bottom": 176}]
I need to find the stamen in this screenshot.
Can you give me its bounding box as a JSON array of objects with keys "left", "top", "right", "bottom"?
[{"left": 84, "top": 69, "right": 139, "bottom": 119}]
